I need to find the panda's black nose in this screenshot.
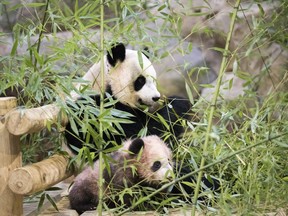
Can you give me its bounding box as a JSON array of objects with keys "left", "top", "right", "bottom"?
[{"left": 152, "top": 97, "right": 160, "bottom": 102}]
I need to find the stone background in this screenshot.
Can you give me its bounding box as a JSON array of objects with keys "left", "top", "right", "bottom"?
[{"left": 1, "top": 0, "right": 287, "bottom": 101}]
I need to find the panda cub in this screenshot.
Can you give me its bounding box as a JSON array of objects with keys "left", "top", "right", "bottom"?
[
  {"left": 69, "top": 135, "right": 173, "bottom": 214},
  {"left": 65, "top": 43, "right": 190, "bottom": 154}
]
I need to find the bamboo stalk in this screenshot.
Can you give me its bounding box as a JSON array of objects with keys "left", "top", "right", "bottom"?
[
  {"left": 97, "top": 0, "right": 105, "bottom": 215},
  {"left": 34, "top": 0, "right": 50, "bottom": 71},
  {"left": 191, "top": 1, "right": 242, "bottom": 215}
]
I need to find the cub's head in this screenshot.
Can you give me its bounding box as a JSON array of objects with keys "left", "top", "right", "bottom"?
[
  {"left": 106, "top": 43, "right": 161, "bottom": 108},
  {"left": 122, "top": 135, "right": 173, "bottom": 184}
]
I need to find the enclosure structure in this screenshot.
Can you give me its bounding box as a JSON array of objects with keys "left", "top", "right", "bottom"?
[{"left": 0, "top": 97, "right": 72, "bottom": 216}]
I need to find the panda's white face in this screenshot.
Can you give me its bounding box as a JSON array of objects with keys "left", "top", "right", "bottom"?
[
  {"left": 122, "top": 135, "right": 174, "bottom": 184},
  {"left": 138, "top": 136, "right": 173, "bottom": 183},
  {"left": 71, "top": 43, "right": 161, "bottom": 104},
  {"left": 107, "top": 48, "right": 161, "bottom": 108}
]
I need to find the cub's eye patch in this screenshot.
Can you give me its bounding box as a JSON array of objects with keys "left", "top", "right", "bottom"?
[
  {"left": 151, "top": 161, "right": 161, "bottom": 172},
  {"left": 134, "top": 75, "right": 146, "bottom": 91}
]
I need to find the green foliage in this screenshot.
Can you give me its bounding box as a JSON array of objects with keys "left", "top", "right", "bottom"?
[{"left": 1, "top": 0, "right": 288, "bottom": 215}]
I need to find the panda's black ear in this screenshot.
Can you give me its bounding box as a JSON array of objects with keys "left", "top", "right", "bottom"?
[
  {"left": 107, "top": 43, "right": 126, "bottom": 67},
  {"left": 129, "top": 138, "right": 144, "bottom": 155}
]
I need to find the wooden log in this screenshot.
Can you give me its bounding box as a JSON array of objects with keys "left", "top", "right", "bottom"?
[
  {"left": 0, "top": 97, "right": 17, "bottom": 115},
  {"left": 5, "top": 103, "right": 68, "bottom": 136},
  {"left": 0, "top": 97, "right": 23, "bottom": 216},
  {"left": 8, "top": 154, "right": 74, "bottom": 195}
]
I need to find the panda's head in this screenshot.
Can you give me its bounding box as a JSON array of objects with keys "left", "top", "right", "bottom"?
[
  {"left": 122, "top": 135, "right": 173, "bottom": 184},
  {"left": 106, "top": 43, "right": 161, "bottom": 108}
]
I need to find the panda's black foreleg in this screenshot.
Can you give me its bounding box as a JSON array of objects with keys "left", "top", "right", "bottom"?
[{"left": 155, "top": 96, "right": 191, "bottom": 138}]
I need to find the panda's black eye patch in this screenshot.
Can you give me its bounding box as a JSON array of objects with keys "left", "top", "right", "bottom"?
[
  {"left": 151, "top": 161, "right": 161, "bottom": 172},
  {"left": 134, "top": 75, "right": 146, "bottom": 91}
]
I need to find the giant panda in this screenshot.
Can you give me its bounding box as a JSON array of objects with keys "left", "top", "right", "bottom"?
[
  {"left": 69, "top": 135, "right": 173, "bottom": 214},
  {"left": 65, "top": 43, "right": 191, "bottom": 155}
]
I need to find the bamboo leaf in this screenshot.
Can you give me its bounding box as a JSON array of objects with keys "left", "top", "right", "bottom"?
[
  {"left": 37, "top": 193, "right": 46, "bottom": 211},
  {"left": 68, "top": 117, "right": 79, "bottom": 136},
  {"left": 156, "top": 113, "right": 170, "bottom": 130},
  {"left": 46, "top": 194, "right": 59, "bottom": 211},
  {"left": 232, "top": 60, "right": 238, "bottom": 74},
  {"left": 185, "top": 82, "right": 194, "bottom": 104},
  {"left": 10, "top": 38, "right": 18, "bottom": 57},
  {"left": 137, "top": 50, "right": 144, "bottom": 69},
  {"left": 158, "top": 4, "right": 166, "bottom": 11},
  {"left": 257, "top": 3, "right": 265, "bottom": 16}
]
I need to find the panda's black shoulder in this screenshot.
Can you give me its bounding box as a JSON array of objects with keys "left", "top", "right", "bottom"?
[
  {"left": 114, "top": 102, "right": 148, "bottom": 124},
  {"left": 158, "top": 96, "right": 191, "bottom": 120},
  {"left": 169, "top": 96, "right": 191, "bottom": 117},
  {"left": 147, "top": 96, "right": 191, "bottom": 139}
]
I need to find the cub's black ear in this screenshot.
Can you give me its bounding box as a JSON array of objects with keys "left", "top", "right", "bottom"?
[
  {"left": 107, "top": 43, "right": 126, "bottom": 67},
  {"left": 129, "top": 138, "right": 144, "bottom": 155}
]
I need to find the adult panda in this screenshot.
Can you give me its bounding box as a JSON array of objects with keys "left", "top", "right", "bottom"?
[{"left": 65, "top": 43, "right": 191, "bottom": 155}]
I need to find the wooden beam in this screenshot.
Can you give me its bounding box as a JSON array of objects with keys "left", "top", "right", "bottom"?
[
  {"left": 5, "top": 104, "right": 67, "bottom": 136},
  {"left": 8, "top": 154, "right": 74, "bottom": 195},
  {"left": 0, "top": 97, "right": 23, "bottom": 216}
]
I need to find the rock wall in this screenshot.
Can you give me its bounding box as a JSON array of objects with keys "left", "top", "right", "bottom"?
[{"left": 178, "top": 0, "right": 288, "bottom": 99}]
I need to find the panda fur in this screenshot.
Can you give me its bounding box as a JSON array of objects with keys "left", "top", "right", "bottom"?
[
  {"left": 69, "top": 135, "right": 173, "bottom": 214},
  {"left": 65, "top": 43, "right": 191, "bottom": 155}
]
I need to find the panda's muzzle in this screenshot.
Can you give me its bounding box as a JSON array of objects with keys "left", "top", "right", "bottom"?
[{"left": 138, "top": 96, "right": 160, "bottom": 106}]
